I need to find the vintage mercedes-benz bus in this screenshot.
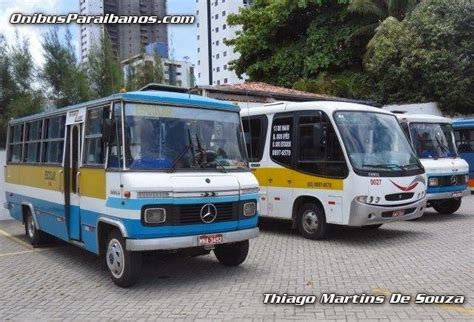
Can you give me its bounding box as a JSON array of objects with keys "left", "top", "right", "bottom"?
[
  {"left": 397, "top": 114, "right": 469, "bottom": 214},
  {"left": 4, "top": 90, "right": 259, "bottom": 287},
  {"left": 241, "top": 101, "right": 426, "bottom": 240}
]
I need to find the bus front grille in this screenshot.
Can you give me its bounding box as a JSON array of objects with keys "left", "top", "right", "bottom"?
[
  {"left": 385, "top": 192, "right": 414, "bottom": 201},
  {"left": 178, "top": 202, "right": 236, "bottom": 224}
]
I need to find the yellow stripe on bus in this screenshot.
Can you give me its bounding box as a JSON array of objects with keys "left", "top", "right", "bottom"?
[
  {"left": 5, "top": 165, "right": 106, "bottom": 200},
  {"left": 251, "top": 167, "right": 343, "bottom": 191}
]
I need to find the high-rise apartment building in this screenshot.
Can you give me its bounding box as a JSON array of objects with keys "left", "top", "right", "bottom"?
[
  {"left": 196, "top": 0, "right": 253, "bottom": 86},
  {"left": 79, "top": 0, "right": 168, "bottom": 62}
]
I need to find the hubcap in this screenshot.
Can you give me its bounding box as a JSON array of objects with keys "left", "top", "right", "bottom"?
[
  {"left": 302, "top": 210, "right": 318, "bottom": 234},
  {"left": 27, "top": 216, "right": 35, "bottom": 239},
  {"left": 106, "top": 238, "right": 125, "bottom": 279}
]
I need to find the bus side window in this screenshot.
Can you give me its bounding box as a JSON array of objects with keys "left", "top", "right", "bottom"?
[
  {"left": 7, "top": 123, "right": 24, "bottom": 163},
  {"left": 270, "top": 115, "right": 293, "bottom": 167},
  {"left": 296, "top": 112, "right": 348, "bottom": 178},
  {"left": 24, "top": 120, "right": 42, "bottom": 163},
  {"left": 108, "top": 103, "right": 123, "bottom": 169},
  {"left": 242, "top": 115, "right": 268, "bottom": 162},
  {"left": 83, "top": 107, "right": 107, "bottom": 166},
  {"left": 42, "top": 115, "right": 66, "bottom": 164},
  {"left": 401, "top": 122, "right": 410, "bottom": 140}
]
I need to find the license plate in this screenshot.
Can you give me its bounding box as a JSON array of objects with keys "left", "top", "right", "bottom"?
[
  {"left": 199, "top": 234, "right": 223, "bottom": 246},
  {"left": 393, "top": 209, "right": 405, "bottom": 217},
  {"left": 452, "top": 192, "right": 463, "bottom": 198}
]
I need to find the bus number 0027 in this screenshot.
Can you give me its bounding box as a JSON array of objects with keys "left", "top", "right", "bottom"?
[{"left": 370, "top": 179, "right": 381, "bottom": 185}]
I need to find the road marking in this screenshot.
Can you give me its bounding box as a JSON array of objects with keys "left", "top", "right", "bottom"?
[
  {"left": 0, "top": 249, "right": 49, "bottom": 258},
  {"left": 0, "top": 227, "right": 33, "bottom": 249},
  {"left": 371, "top": 287, "right": 474, "bottom": 316}
]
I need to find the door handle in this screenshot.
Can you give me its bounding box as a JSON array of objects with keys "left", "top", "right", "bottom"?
[
  {"left": 59, "top": 170, "right": 63, "bottom": 193},
  {"left": 76, "top": 172, "right": 81, "bottom": 195}
]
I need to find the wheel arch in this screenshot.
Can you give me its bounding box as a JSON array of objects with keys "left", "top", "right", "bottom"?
[
  {"left": 20, "top": 202, "right": 40, "bottom": 228},
  {"left": 291, "top": 195, "right": 325, "bottom": 229},
  {"left": 97, "top": 218, "right": 128, "bottom": 257}
]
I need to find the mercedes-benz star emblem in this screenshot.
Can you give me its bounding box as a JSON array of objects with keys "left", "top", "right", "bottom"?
[
  {"left": 200, "top": 203, "right": 218, "bottom": 223},
  {"left": 451, "top": 175, "right": 457, "bottom": 185}
]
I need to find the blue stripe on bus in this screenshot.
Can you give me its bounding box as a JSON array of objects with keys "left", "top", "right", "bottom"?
[
  {"left": 5, "top": 192, "right": 259, "bottom": 255},
  {"left": 427, "top": 185, "right": 467, "bottom": 194}
]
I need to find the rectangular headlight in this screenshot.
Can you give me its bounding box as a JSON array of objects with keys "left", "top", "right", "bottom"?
[
  {"left": 428, "top": 178, "right": 438, "bottom": 187},
  {"left": 240, "top": 187, "right": 259, "bottom": 195},
  {"left": 243, "top": 202, "right": 256, "bottom": 217},
  {"left": 144, "top": 208, "right": 166, "bottom": 224}
]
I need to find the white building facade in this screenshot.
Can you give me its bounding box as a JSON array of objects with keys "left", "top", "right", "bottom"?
[
  {"left": 79, "top": 0, "right": 104, "bottom": 62},
  {"left": 196, "top": 0, "right": 253, "bottom": 86}
]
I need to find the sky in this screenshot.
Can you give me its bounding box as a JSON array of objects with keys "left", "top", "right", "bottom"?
[{"left": 0, "top": 0, "right": 197, "bottom": 65}]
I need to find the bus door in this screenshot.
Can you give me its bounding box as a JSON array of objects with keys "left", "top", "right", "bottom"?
[
  {"left": 266, "top": 114, "right": 295, "bottom": 218},
  {"left": 64, "top": 108, "right": 86, "bottom": 241}
]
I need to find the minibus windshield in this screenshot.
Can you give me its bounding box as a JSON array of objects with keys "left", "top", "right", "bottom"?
[
  {"left": 334, "top": 111, "right": 421, "bottom": 172},
  {"left": 409, "top": 123, "right": 457, "bottom": 159},
  {"left": 123, "top": 103, "right": 248, "bottom": 170}
]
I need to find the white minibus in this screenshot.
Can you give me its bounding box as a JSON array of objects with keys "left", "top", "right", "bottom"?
[
  {"left": 242, "top": 101, "right": 426, "bottom": 239},
  {"left": 397, "top": 114, "right": 469, "bottom": 214}
]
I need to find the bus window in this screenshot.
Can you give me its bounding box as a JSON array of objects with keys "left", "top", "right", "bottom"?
[
  {"left": 296, "top": 112, "right": 348, "bottom": 178},
  {"left": 108, "top": 103, "right": 124, "bottom": 169},
  {"left": 270, "top": 115, "right": 293, "bottom": 167},
  {"left": 242, "top": 115, "right": 268, "bottom": 162},
  {"left": 43, "top": 115, "right": 66, "bottom": 164},
  {"left": 83, "top": 107, "right": 107, "bottom": 166},
  {"left": 456, "top": 129, "right": 474, "bottom": 153},
  {"left": 24, "top": 120, "right": 42, "bottom": 163},
  {"left": 7, "top": 123, "right": 24, "bottom": 163}
]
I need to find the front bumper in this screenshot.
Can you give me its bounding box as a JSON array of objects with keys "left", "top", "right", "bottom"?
[
  {"left": 348, "top": 198, "right": 426, "bottom": 226},
  {"left": 126, "top": 227, "right": 259, "bottom": 251},
  {"left": 427, "top": 189, "right": 469, "bottom": 201}
]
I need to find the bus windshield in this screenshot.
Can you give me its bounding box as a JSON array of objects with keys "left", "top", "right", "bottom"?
[
  {"left": 123, "top": 103, "right": 248, "bottom": 170},
  {"left": 334, "top": 111, "right": 421, "bottom": 172},
  {"left": 409, "top": 123, "right": 457, "bottom": 159}
]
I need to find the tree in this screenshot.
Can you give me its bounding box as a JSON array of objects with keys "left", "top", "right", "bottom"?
[
  {"left": 226, "top": 0, "right": 372, "bottom": 96},
  {"left": 85, "top": 32, "right": 123, "bottom": 98},
  {"left": 347, "top": 0, "right": 421, "bottom": 62},
  {"left": 126, "top": 53, "right": 165, "bottom": 91},
  {"left": 365, "top": 0, "right": 474, "bottom": 115},
  {"left": 42, "top": 28, "right": 91, "bottom": 107}
]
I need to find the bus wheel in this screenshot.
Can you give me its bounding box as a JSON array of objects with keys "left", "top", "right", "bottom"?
[
  {"left": 214, "top": 240, "right": 249, "bottom": 266},
  {"left": 105, "top": 229, "right": 142, "bottom": 288},
  {"left": 24, "top": 210, "right": 46, "bottom": 247},
  {"left": 432, "top": 199, "right": 462, "bottom": 215},
  {"left": 297, "top": 203, "right": 327, "bottom": 240}
]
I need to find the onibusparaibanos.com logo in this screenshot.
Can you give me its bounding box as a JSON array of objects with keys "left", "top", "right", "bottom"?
[{"left": 10, "top": 13, "right": 195, "bottom": 25}]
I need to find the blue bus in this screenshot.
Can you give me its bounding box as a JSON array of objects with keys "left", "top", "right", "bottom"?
[{"left": 453, "top": 118, "right": 474, "bottom": 192}]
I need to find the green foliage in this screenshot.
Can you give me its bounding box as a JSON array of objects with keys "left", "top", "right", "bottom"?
[
  {"left": 365, "top": 0, "right": 474, "bottom": 115},
  {"left": 126, "top": 53, "right": 165, "bottom": 91},
  {"left": 85, "top": 32, "right": 124, "bottom": 97},
  {"left": 42, "top": 28, "right": 92, "bottom": 107},
  {"left": 227, "top": 0, "right": 370, "bottom": 89}
]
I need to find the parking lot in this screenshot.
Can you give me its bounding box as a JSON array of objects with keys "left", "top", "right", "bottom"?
[{"left": 0, "top": 196, "right": 473, "bottom": 321}]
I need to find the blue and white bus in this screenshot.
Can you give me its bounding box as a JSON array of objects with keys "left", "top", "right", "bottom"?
[
  {"left": 453, "top": 118, "right": 474, "bottom": 191},
  {"left": 4, "top": 90, "right": 259, "bottom": 287},
  {"left": 397, "top": 114, "right": 469, "bottom": 214}
]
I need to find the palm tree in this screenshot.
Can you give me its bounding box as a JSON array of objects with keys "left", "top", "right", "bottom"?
[{"left": 347, "top": 0, "right": 421, "bottom": 61}]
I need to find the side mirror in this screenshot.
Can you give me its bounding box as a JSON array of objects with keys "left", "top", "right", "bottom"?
[{"left": 102, "top": 119, "right": 116, "bottom": 145}]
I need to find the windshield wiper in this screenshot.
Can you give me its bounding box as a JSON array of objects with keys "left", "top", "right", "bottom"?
[
  {"left": 195, "top": 133, "right": 226, "bottom": 173},
  {"left": 362, "top": 164, "right": 407, "bottom": 171},
  {"left": 168, "top": 129, "right": 196, "bottom": 173}
]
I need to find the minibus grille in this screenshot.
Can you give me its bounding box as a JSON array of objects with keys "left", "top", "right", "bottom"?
[
  {"left": 385, "top": 192, "right": 414, "bottom": 201},
  {"left": 178, "top": 202, "right": 236, "bottom": 224},
  {"left": 432, "top": 175, "right": 467, "bottom": 186},
  {"left": 381, "top": 207, "right": 416, "bottom": 218}
]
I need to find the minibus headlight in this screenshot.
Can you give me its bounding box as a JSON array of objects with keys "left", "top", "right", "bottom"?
[
  {"left": 428, "top": 178, "right": 439, "bottom": 187},
  {"left": 144, "top": 208, "right": 166, "bottom": 224},
  {"left": 240, "top": 187, "right": 260, "bottom": 195},
  {"left": 243, "top": 202, "right": 257, "bottom": 217},
  {"left": 356, "top": 196, "right": 368, "bottom": 203}
]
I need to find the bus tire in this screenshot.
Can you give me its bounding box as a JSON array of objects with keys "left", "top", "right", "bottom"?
[
  {"left": 432, "top": 199, "right": 462, "bottom": 215},
  {"left": 105, "top": 229, "right": 142, "bottom": 288},
  {"left": 214, "top": 240, "right": 249, "bottom": 266},
  {"left": 24, "top": 209, "right": 46, "bottom": 247},
  {"left": 297, "top": 203, "right": 327, "bottom": 240}
]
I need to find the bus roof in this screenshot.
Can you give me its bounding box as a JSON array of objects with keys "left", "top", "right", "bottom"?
[
  {"left": 394, "top": 113, "right": 452, "bottom": 124},
  {"left": 452, "top": 118, "right": 474, "bottom": 129},
  {"left": 240, "top": 101, "right": 392, "bottom": 117},
  {"left": 9, "top": 90, "right": 239, "bottom": 124}
]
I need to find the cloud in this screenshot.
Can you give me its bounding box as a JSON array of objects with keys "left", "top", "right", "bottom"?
[{"left": 0, "top": 0, "right": 78, "bottom": 66}]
